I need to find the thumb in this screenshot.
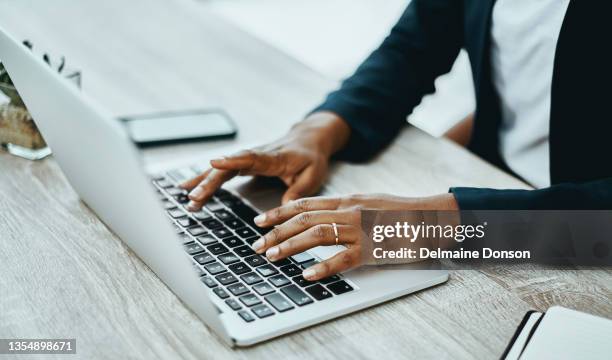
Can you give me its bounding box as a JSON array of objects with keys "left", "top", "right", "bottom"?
[{"left": 281, "top": 167, "right": 321, "bottom": 204}]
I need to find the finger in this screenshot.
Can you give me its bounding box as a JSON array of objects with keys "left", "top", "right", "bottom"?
[
  {"left": 302, "top": 249, "right": 360, "bottom": 281},
  {"left": 180, "top": 169, "right": 211, "bottom": 190},
  {"left": 281, "top": 166, "right": 322, "bottom": 204},
  {"left": 186, "top": 169, "right": 237, "bottom": 211},
  {"left": 251, "top": 209, "right": 357, "bottom": 253},
  {"left": 253, "top": 196, "right": 341, "bottom": 227},
  {"left": 265, "top": 225, "right": 360, "bottom": 262},
  {"left": 210, "top": 150, "right": 286, "bottom": 177}
]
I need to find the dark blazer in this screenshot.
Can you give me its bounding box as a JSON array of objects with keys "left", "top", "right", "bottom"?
[{"left": 313, "top": 0, "right": 612, "bottom": 209}]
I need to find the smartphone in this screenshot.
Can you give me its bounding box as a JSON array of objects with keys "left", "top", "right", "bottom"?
[{"left": 121, "top": 108, "right": 237, "bottom": 147}]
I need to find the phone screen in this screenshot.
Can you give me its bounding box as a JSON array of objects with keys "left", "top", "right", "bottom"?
[{"left": 123, "top": 110, "right": 237, "bottom": 146}]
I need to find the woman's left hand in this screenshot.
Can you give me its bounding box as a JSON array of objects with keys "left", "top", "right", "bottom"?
[{"left": 250, "top": 193, "right": 458, "bottom": 281}]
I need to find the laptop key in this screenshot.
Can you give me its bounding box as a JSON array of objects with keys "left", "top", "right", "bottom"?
[
  {"left": 227, "top": 283, "right": 249, "bottom": 296},
  {"left": 228, "top": 262, "right": 250, "bottom": 275},
  {"left": 281, "top": 285, "right": 313, "bottom": 306},
  {"left": 213, "top": 287, "right": 229, "bottom": 299},
  {"left": 167, "top": 188, "right": 185, "bottom": 198},
  {"left": 305, "top": 284, "right": 333, "bottom": 300},
  {"left": 255, "top": 264, "right": 278, "bottom": 277},
  {"left": 253, "top": 282, "right": 275, "bottom": 296},
  {"left": 300, "top": 259, "right": 319, "bottom": 269},
  {"left": 280, "top": 264, "right": 301, "bottom": 277},
  {"left": 225, "top": 298, "right": 242, "bottom": 311},
  {"left": 292, "top": 275, "right": 315, "bottom": 288},
  {"left": 319, "top": 275, "right": 341, "bottom": 284},
  {"left": 268, "top": 274, "right": 291, "bottom": 288},
  {"left": 218, "top": 253, "right": 240, "bottom": 265},
  {"left": 201, "top": 276, "right": 218, "bottom": 288},
  {"left": 194, "top": 253, "right": 215, "bottom": 265},
  {"left": 224, "top": 218, "right": 245, "bottom": 229},
  {"left": 184, "top": 242, "right": 205, "bottom": 255},
  {"left": 214, "top": 209, "right": 235, "bottom": 221},
  {"left": 177, "top": 217, "right": 198, "bottom": 228},
  {"left": 265, "top": 293, "right": 295, "bottom": 312},
  {"left": 327, "top": 280, "right": 354, "bottom": 295},
  {"left": 197, "top": 235, "right": 217, "bottom": 246},
  {"left": 187, "top": 227, "right": 207, "bottom": 237},
  {"left": 240, "top": 272, "right": 263, "bottom": 285},
  {"left": 240, "top": 293, "right": 263, "bottom": 307},
  {"left": 235, "top": 227, "right": 257, "bottom": 239},
  {"left": 168, "top": 209, "right": 186, "bottom": 219},
  {"left": 163, "top": 201, "right": 177, "bottom": 210},
  {"left": 205, "top": 200, "right": 225, "bottom": 212},
  {"left": 251, "top": 304, "right": 274, "bottom": 318},
  {"left": 207, "top": 243, "right": 229, "bottom": 255},
  {"left": 270, "top": 258, "right": 291, "bottom": 267},
  {"left": 234, "top": 245, "right": 255, "bottom": 257},
  {"left": 244, "top": 236, "right": 259, "bottom": 245},
  {"left": 222, "top": 236, "right": 243, "bottom": 248},
  {"left": 245, "top": 255, "right": 266, "bottom": 267},
  {"left": 193, "top": 264, "right": 206, "bottom": 277},
  {"left": 215, "top": 272, "right": 238, "bottom": 286},
  {"left": 192, "top": 211, "right": 212, "bottom": 221},
  {"left": 174, "top": 194, "right": 190, "bottom": 204},
  {"left": 212, "top": 227, "right": 233, "bottom": 239},
  {"left": 290, "top": 252, "right": 314, "bottom": 264},
  {"left": 156, "top": 179, "right": 173, "bottom": 188},
  {"left": 204, "top": 262, "right": 226, "bottom": 275},
  {"left": 201, "top": 219, "right": 223, "bottom": 230},
  {"left": 238, "top": 310, "right": 255, "bottom": 323}
]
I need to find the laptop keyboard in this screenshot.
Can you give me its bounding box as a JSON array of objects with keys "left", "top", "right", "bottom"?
[{"left": 151, "top": 166, "right": 354, "bottom": 322}]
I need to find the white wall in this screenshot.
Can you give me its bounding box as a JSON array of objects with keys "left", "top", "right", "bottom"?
[{"left": 202, "top": 0, "right": 475, "bottom": 136}]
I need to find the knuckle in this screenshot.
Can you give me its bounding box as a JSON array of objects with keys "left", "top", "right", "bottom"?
[
  {"left": 319, "top": 261, "right": 331, "bottom": 275},
  {"left": 312, "top": 224, "right": 328, "bottom": 240},
  {"left": 268, "top": 227, "right": 282, "bottom": 243},
  {"left": 294, "top": 198, "right": 310, "bottom": 212},
  {"left": 296, "top": 212, "right": 311, "bottom": 227},
  {"left": 340, "top": 252, "right": 354, "bottom": 267},
  {"left": 272, "top": 207, "right": 282, "bottom": 221}
]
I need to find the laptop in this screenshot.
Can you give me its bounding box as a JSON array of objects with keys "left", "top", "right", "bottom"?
[{"left": 0, "top": 26, "right": 448, "bottom": 346}]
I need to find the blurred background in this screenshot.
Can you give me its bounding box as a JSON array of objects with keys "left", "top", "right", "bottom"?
[{"left": 202, "top": 0, "right": 475, "bottom": 136}]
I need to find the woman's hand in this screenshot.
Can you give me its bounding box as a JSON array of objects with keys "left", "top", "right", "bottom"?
[
  {"left": 181, "top": 112, "right": 351, "bottom": 211},
  {"left": 250, "top": 193, "right": 459, "bottom": 281}
]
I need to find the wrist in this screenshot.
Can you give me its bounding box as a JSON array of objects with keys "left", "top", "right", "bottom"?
[{"left": 292, "top": 111, "right": 351, "bottom": 158}]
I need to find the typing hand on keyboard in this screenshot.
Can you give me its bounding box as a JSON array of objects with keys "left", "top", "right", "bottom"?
[
  {"left": 178, "top": 113, "right": 352, "bottom": 211},
  {"left": 250, "top": 193, "right": 459, "bottom": 281}
]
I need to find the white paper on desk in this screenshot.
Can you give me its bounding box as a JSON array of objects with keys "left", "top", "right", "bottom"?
[{"left": 520, "top": 306, "right": 612, "bottom": 360}]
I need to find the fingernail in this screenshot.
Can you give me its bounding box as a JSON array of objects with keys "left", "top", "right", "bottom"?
[
  {"left": 186, "top": 201, "right": 199, "bottom": 211},
  {"left": 252, "top": 238, "right": 265, "bottom": 252},
  {"left": 303, "top": 268, "right": 317, "bottom": 280},
  {"left": 210, "top": 157, "right": 225, "bottom": 163},
  {"left": 266, "top": 247, "right": 279, "bottom": 260},
  {"left": 189, "top": 187, "right": 204, "bottom": 200},
  {"left": 254, "top": 213, "right": 266, "bottom": 225}
]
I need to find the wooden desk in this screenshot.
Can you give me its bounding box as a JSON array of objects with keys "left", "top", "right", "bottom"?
[{"left": 1, "top": 0, "right": 610, "bottom": 358}]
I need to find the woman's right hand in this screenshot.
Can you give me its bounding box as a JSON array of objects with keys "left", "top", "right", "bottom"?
[{"left": 181, "top": 111, "right": 351, "bottom": 211}]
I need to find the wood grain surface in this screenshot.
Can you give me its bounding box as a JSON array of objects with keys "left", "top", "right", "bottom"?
[{"left": 0, "top": 0, "right": 610, "bottom": 359}]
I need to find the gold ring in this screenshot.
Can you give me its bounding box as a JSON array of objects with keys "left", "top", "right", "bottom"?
[{"left": 332, "top": 222, "right": 339, "bottom": 246}]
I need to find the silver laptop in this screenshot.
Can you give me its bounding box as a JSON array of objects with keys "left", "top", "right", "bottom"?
[{"left": 0, "top": 26, "right": 448, "bottom": 346}]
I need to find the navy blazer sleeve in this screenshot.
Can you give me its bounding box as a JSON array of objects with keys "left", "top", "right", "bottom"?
[
  {"left": 312, "top": 0, "right": 464, "bottom": 161},
  {"left": 451, "top": 178, "right": 612, "bottom": 210}
]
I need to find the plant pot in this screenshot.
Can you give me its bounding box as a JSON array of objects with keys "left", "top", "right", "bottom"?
[{"left": 0, "top": 70, "right": 81, "bottom": 160}]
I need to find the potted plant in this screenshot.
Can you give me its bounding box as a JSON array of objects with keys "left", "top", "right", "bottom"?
[{"left": 0, "top": 41, "right": 81, "bottom": 160}]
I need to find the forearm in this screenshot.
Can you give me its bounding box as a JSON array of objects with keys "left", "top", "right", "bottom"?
[{"left": 451, "top": 177, "right": 612, "bottom": 210}]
